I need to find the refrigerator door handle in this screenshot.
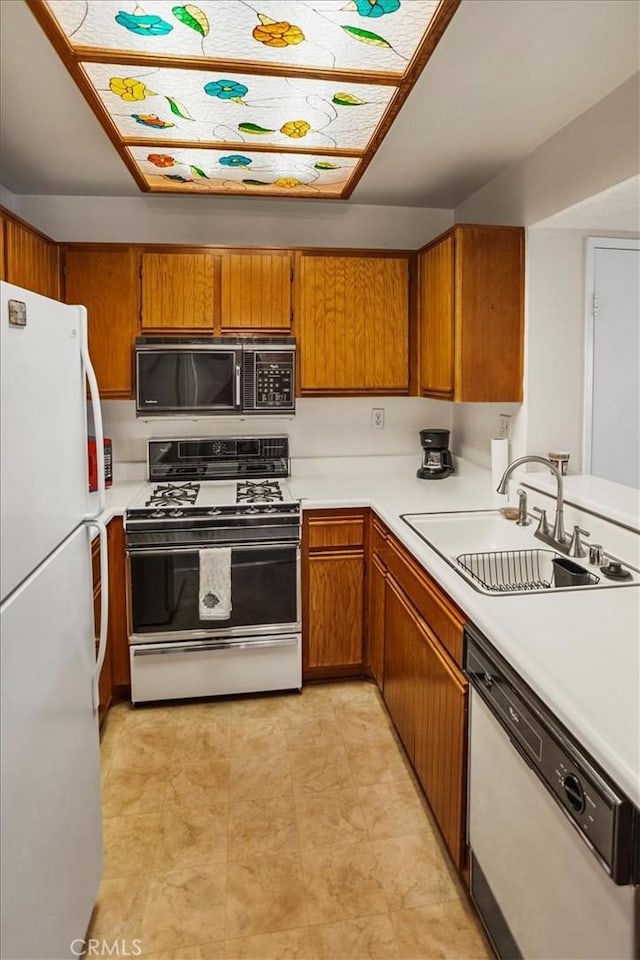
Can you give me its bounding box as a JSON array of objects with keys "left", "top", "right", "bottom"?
[
  {"left": 87, "top": 519, "right": 109, "bottom": 714},
  {"left": 80, "top": 305, "right": 106, "bottom": 518}
]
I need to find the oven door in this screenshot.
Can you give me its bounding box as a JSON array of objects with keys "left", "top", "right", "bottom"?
[
  {"left": 136, "top": 347, "right": 241, "bottom": 415},
  {"left": 128, "top": 542, "right": 300, "bottom": 642}
]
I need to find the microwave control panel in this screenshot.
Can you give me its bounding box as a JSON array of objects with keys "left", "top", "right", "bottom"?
[{"left": 255, "top": 360, "right": 294, "bottom": 408}]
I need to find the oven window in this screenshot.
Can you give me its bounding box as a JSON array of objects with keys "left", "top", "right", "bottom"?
[
  {"left": 130, "top": 545, "right": 297, "bottom": 636},
  {"left": 137, "top": 351, "right": 237, "bottom": 411}
]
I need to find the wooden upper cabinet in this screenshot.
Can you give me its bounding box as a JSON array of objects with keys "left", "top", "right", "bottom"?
[
  {"left": 297, "top": 253, "right": 409, "bottom": 394},
  {"left": 141, "top": 252, "right": 220, "bottom": 331},
  {"left": 419, "top": 235, "right": 455, "bottom": 398},
  {"left": 221, "top": 251, "right": 292, "bottom": 331},
  {"left": 64, "top": 247, "right": 139, "bottom": 398},
  {"left": 5, "top": 217, "right": 60, "bottom": 300},
  {"left": 419, "top": 224, "right": 524, "bottom": 402}
]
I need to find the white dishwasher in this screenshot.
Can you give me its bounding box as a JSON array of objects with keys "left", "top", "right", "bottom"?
[{"left": 465, "top": 625, "right": 639, "bottom": 960}]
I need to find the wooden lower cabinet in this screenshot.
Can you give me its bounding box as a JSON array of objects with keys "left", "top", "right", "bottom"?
[
  {"left": 107, "top": 517, "right": 130, "bottom": 691},
  {"left": 374, "top": 510, "right": 468, "bottom": 872},
  {"left": 366, "top": 553, "right": 386, "bottom": 688},
  {"left": 302, "top": 509, "right": 366, "bottom": 679},
  {"left": 92, "top": 536, "right": 112, "bottom": 726}
]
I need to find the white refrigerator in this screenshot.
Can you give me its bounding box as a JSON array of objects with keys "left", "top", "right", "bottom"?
[{"left": 0, "top": 282, "right": 108, "bottom": 960}]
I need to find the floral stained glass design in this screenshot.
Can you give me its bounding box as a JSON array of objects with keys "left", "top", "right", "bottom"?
[{"left": 35, "top": 0, "right": 457, "bottom": 197}]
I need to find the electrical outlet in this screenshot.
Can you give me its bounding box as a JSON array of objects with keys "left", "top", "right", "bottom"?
[
  {"left": 372, "top": 407, "right": 385, "bottom": 430},
  {"left": 497, "top": 413, "right": 512, "bottom": 440}
]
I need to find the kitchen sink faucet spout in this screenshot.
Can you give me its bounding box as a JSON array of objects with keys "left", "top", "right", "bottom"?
[{"left": 497, "top": 455, "right": 568, "bottom": 551}]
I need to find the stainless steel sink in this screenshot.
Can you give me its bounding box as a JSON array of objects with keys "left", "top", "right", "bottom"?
[{"left": 402, "top": 511, "right": 640, "bottom": 596}]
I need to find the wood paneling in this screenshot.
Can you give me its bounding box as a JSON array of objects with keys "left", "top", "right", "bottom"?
[
  {"left": 383, "top": 576, "right": 419, "bottom": 755},
  {"left": 413, "top": 613, "right": 467, "bottom": 870},
  {"left": 367, "top": 553, "right": 386, "bottom": 689},
  {"left": 455, "top": 225, "right": 524, "bottom": 402},
  {"left": 419, "top": 235, "right": 455, "bottom": 398},
  {"left": 141, "top": 252, "right": 219, "bottom": 330},
  {"left": 107, "top": 518, "right": 130, "bottom": 690},
  {"left": 307, "top": 517, "right": 365, "bottom": 550},
  {"left": 221, "top": 251, "right": 292, "bottom": 330},
  {"left": 297, "top": 253, "right": 409, "bottom": 394},
  {"left": 64, "top": 247, "right": 139, "bottom": 397},
  {"left": 384, "top": 574, "right": 467, "bottom": 870},
  {"left": 306, "top": 552, "right": 364, "bottom": 670},
  {"left": 5, "top": 218, "right": 60, "bottom": 299},
  {"left": 418, "top": 224, "right": 524, "bottom": 403}
]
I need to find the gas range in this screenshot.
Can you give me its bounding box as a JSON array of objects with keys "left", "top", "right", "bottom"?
[{"left": 125, "top": 436, "right": 300, "bottom": 544}]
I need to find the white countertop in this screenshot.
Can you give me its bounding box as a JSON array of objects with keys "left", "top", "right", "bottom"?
[{"left": 104, "top": 454, "right": 640, "bottom": 807}]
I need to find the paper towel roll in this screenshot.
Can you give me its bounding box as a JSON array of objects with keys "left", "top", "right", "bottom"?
[{"left": 491, "top": 437, "right": 509, "bottom": 495}]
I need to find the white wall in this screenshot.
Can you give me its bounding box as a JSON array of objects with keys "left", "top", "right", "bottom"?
[
  {"left": 5, "top": 192, "right": 452, "bottom": 249},
  {"left": 455, "top": 73, "right": 640, "bottom": 227},
  {"left": 451, "top": 74, "right": 640, "bottom": 474},
  {"left": 103, "top": 397, "right": 453, "bottom": 465}
]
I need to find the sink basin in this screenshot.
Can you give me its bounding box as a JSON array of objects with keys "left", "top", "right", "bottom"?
[{"left": 402, "top": 510, "right": 640, "bottom": 595}]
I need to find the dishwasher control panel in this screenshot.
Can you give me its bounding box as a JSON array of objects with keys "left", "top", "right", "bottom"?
[{"left": 465, "top": 628, "right": 636, "bottom": 884}]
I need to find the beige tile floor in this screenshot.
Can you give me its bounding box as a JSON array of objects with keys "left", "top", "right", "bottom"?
[{"left": 93, "top": 681, "right": 492, "bottom": 959}]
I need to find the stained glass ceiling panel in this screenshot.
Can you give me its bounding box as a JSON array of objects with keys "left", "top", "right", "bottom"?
[
  {"left": 128, "top": 146, "right": 359, "bottom": 196},
  {"left": 30, "top": 0, "right": 459, "bottom": 197},
  {"left": 46, "top": 0, "right": 441, "bottom": 76},
  {"left": 82, "top": 63, "right": 395, "bottom": 150}
]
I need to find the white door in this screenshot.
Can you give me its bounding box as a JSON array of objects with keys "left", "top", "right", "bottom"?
[
  {"left": 0, "top": 282, "right": 90, "bottom": 601},
  {"left": 586, "top": 241, "right": 640, "bottom": 488},
  {"left": 0, "top": 525, "right": 102, "bottom": 960}
]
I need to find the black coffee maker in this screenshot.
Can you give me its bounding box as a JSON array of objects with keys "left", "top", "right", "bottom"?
[{"left": 417, "top": 428, "right": 454, "bottom": 479}]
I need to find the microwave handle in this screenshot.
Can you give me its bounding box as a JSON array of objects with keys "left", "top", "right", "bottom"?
[{"left": 235, "top": 363, "right": 242, "bottom": 409}]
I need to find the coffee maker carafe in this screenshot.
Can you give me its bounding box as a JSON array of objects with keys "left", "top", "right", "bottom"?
[{"left": 417, "top": 428, "right": 454, "bottom": 479}]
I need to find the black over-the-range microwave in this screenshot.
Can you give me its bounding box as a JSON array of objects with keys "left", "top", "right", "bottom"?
[{"left": 135, "top": 336, "right": 296, "bottom": 417}]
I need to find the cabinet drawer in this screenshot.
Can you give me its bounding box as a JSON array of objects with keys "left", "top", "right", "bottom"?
[
  {"left": 386, "top": 535, "right": 464, "bottom": 666},
  {"left": 307, "top": 514, "right": 365, "bottom": 550}
]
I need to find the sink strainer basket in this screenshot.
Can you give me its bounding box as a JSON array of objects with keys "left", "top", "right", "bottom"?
[{"left": 456, "top": 548, "right": 599, "bottom": 593}]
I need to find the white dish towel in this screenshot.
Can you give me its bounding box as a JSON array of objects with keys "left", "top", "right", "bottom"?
[{"left": 199, "top": 548, "right": 232, "bottom": 621}]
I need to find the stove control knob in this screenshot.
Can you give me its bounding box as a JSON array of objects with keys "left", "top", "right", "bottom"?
[
  {"left": 207, "top": 508, "right": 222, "bottom": 516},
  {"left": 151, "top": 510, "right": 164, "bottom": 519},
  {"left": 169, "top": 509, "right": 184, "bottom": 518},
  {"left": 265, "top": 506, "right": 277, "bottom": 513},
  {"left": 562, "top": 774, "right": 585, "bottom": 813},
  {"left": 247, "top": 506, "right": 259, "bottom": 514}
]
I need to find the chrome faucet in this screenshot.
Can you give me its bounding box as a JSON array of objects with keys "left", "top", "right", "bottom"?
[{"left": 497, "top": 455, "right": 569, "bottom": 552}]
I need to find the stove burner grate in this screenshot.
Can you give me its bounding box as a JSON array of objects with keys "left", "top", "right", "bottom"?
[
  {"left": 236, "top": 480, "right": 284, "bottom": 503},
  {"left": 146, "top": 481, "right": 200, "bottom": 508}
]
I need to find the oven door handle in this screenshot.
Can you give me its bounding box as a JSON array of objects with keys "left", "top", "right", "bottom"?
[
  {"left": 126, "top": 542, "right": 299, "bottom": 558},
  {"left": 133, "top": 636, "right": 299, "bottom": 656}
]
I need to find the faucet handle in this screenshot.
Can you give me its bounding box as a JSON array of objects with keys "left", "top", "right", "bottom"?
[
  {"left": 532, "top": 506, "right": 549, "bottom": 536},
  {"left": 568, "top": 525, "right": 590, "bottom": 558}
]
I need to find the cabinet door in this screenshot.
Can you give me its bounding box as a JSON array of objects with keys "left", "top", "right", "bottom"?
[
  {"left": 383, "top": 577, "right": 419, "bottom": 757},
  {"left": 297, "top": 254, "right": 409, "bottom": 394},
  {"left": 141, "top": 252, "right": 219, "bottom": 331},
  {"left": 221, "top": 251, "right": 292, "bottom": 331},
  {"left": 306, "top": 551, "right": 364, "bottom": 672},
  {"left": 413, "top": 617, "right": 467, "bottom": 869},
  {"left": 419, "top": 235, "right": 454, "bottom": 399},
  {"left": 107, "top": 518, "right": 130, "bottom": 689},
  {"left": 5, "top": 218, "right": 60, "bottom": 299},
  {"left": 64, "top": 248, "right": 139, "bottom": 398},
  {"left": 367, "top": 553, "right": 386, "bottom": 689}
]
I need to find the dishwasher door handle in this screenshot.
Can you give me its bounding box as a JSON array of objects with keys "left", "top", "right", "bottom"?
[{"left": 133, "top": 636, "right": 300, "bottom": 656}]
